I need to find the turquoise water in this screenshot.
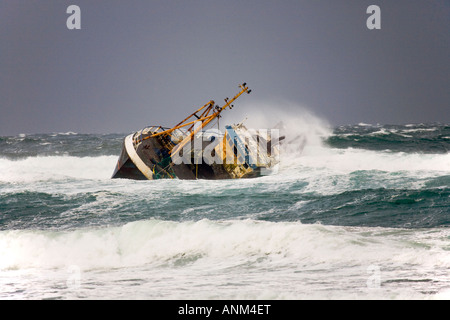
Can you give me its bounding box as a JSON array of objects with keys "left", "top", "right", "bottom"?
[{"left": 0, "top": 123, "right": 449, "bottom": 299}]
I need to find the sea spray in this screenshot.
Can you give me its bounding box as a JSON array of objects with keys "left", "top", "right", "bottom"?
[{"left": 221, "top": 100, "right": 332, "bottom": 153}]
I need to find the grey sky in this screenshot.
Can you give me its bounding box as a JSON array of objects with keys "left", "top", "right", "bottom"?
[{"left": 1, "top": 0, "right": 449, "bottom": 135}]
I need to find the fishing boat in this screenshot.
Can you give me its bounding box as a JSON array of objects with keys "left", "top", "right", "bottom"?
[{"left": 111, "top": 83, "right": 281, "bottom": 180}]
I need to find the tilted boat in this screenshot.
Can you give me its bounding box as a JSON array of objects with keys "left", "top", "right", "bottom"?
[{"left": 111, "top": 83, "right": 282, "bottom": 180}]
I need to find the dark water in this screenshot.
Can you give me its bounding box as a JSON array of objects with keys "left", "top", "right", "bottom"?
[{"left": 326, "top": 123, "right": 450, "bottom": 153}]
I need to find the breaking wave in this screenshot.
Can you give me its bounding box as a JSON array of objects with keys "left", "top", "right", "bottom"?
[
  {"left": 1, "top": 218, "right": 448, "bottom": 271},
  {"left": 0, "top": 155, "right": 118, "bottom": 183}
]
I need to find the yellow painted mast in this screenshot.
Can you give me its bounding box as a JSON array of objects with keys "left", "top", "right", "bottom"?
[
  {"left": 170, "top": 83, "right": 251, "bottom": 155},
  {"left": 135, "top": 83, "right": 251, "bottom": 154}
]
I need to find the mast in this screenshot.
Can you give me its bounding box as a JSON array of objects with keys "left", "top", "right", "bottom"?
[{"left": 170, "top": 83, "right": 251, "bottom": 155}]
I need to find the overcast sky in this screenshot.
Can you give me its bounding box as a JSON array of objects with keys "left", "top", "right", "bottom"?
[{"left": 1, "top": 0, "right": 449, "bottom": 135}]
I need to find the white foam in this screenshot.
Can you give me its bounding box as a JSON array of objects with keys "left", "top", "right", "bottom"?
[
  {"left": 434, "top": 289, "right": 450, "bottom": 300},
  {"left": 290, "top": 147, "right": 450, "bottom": 174},
  {"left": 368, "top": 128, "right": 391, "bottom": 136},
  {"left": 1, "top": 219, "right": 449, "bottom": 299},
  {"left": 49, "top": 132, "right": 78, "bottom": 136},
  {"left": 0, "top": 156, "right": 118, "bottom": 183},
  {"left": 401, "top": 127, "right": 438, "bottom": 133},
  {"left": 259, "top": 144, "right": 450, "bottom": 197},
  {"left": 358, "top": 122, "right": 375, "bottom": 127},
  {"left": 1, "top": 219, "right": 448, "bottom": 271}
]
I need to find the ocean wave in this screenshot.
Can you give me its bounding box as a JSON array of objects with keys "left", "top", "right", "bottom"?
[
  {"left": 0, "top": 133, "right": 123, "bottom": 159},
  {"left": 0, "top": 155, "right": 118, "bottom": 183},
  {"left": 357, "top": 122, "right": 377, "bottom": 127},
  {"left": 326, "top": 124, "right": 450, "bottom": 153},
  {"left": 51, "top": 132, "right": 79, "bottom": 136},
  {"left": 0, "top": 218, "right": 448, "bottom": 299},
  {"left": 1, "top": 219, "right": 448, "bottom": 271}
]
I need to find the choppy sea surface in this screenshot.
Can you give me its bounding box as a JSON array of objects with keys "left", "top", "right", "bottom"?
[{"left": 0, "top": 122, "right": 449, "bottom": 299}]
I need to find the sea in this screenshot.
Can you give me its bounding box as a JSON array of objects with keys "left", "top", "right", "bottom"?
[{"left": 0, "top": 120, "right": 449, "bottom": 300}]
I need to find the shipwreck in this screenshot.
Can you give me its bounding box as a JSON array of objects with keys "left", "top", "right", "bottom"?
[{"left": 112, "top": 83, "right": 282, "bottom": 180}]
